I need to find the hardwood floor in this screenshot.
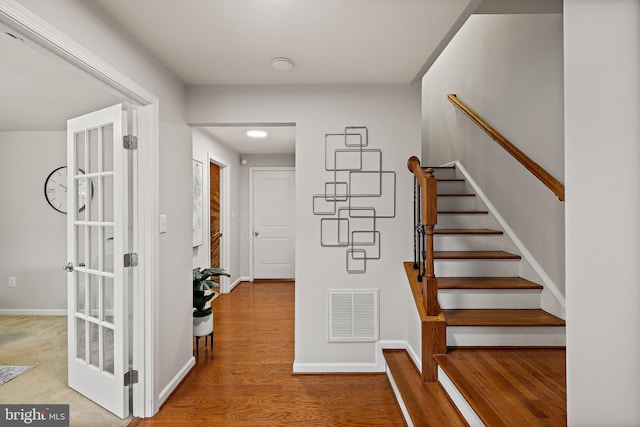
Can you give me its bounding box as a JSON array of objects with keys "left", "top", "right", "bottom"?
[
  {"left": 435, "top": 349, "right": 567, "bottom": 427},
  {"left": 384, "top": 350, "right": 468, "bottom": 426},
  {"left": 135, "top": 281, "right": 405, "bottom": 426}
]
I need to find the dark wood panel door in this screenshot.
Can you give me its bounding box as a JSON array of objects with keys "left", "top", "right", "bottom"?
[{"left": 210, "top": 162, "right": 220, "bottom": 268}]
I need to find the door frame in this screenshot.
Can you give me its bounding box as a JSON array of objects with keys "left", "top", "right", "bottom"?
[
  {"left": 249, "top": 166, "right": 296, "bottom": 281},
  {"left": 207, "top": 154, "right": 231, "bottom": 293},
  {"left": 0, "top": 1, "right": 159, "bottom": 417}
]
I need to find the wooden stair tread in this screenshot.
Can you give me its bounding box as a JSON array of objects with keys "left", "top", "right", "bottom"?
[
  {"left": 434, "top": 349, "right": 567, "bottom": 427},
  {"left": 438, "top": 277, "right": 542, "bottom": 290},
  {"left": 423, "top": 165, "right": 455, "bottom": 170},
  {"left": 383, "top": 349, "right": 468, "bottom": 427},
  {"left": 435, "top": 251, "right": 521, "bottom": 260},
  {"left": 434, "top": 228, "right": 503, "bottom": 235},
  {"left": 438, "top": 210, "right": 488, "bottom": 215},
  {"left": 437, "top": 178, "right": 465, "bottom": 182},
  {"left": 443, "top": 309, "right": 565, "bottom": 326}
]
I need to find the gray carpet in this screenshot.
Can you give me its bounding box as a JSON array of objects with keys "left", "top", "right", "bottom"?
[
  {"left": 0, "top": 316, "right": 131, "bottom": 427},
  {"left": 0, "top": 365, "right": 34, "bottom": 385}
]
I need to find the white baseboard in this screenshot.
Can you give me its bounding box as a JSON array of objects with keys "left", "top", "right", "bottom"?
[
  {"left": 158, "top": 357, "right": 195, "bottom": 406},
  {"left": 221, "top": 277, "right": 249, "bottom": 293},
  {"left": 0, "top": 309, "right": 66, "bottom": 316},
  {"left": 292, "top": 340, "right": 412, "bottom": 373},
  {"left": 444, "top": 160, "right": 566, "bottom": 316},
  {"left": 438, "top": 366, "right": 485, "bottom": 426},
  {"left": 386, "top": 365, "right": 414, "bottom": 427},
  {"left": 229, "top": 277, "right": 249, "bottom": 292},
  {"left": 292, "top": 361, "right": 382, "bottom": 373}
]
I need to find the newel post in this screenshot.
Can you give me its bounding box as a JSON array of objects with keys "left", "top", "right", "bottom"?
[{"left": 422, "top": 168, "right": 439, "bottom": 317}]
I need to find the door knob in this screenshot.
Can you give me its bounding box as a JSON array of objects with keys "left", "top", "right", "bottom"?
[
  {"left": 254, "top": 231, "right": 259, "bottom": 237},
  {"left": 63, "top": 262, "right": 74, "bottom": 272}
]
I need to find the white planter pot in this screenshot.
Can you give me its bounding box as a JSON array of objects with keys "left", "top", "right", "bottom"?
[{"left": 193, "top": 313, "right": 213, "bottom": 336}]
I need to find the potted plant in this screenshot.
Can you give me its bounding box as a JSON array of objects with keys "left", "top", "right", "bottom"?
[{"left": 193, "top": 267, "right": 230, "bottom": 337}]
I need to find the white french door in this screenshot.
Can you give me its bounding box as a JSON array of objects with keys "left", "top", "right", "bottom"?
[
  {"left": 252, "top": 169, "right": 295, "bottom": 279},
  {"left": 66, "top": 104, "right": 132, "bottom": 418}
]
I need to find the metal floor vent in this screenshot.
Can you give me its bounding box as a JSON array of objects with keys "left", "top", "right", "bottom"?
[{"left": 328, "top": 289, "right": 379, "bottom": 342}]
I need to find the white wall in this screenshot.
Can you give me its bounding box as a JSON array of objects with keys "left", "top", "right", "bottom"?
[
  {"left": 191, "top": 128, "right": 242, "bottom": 287},
  {"left": 422, "top": 14, "right": 565, "bottom": 306},
  {"left": 564, "top": 0, "right": 640, "bottom": 425},
  {"left": 14, "top": 0, "right": 193, "bottom": 408},
  {"left": 239, "top": 153, "right": 295, "bottom": 278},
  {"left": 0, "top": 132, "right": 66, "bottom": 313},
  {"left": 187, "top": 84, "right": 421, "bottom": 369}
]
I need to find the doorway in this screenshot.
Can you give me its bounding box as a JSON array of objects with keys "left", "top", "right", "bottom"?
[
  {"left": 250, "top": 168, "right": 296, "bottom": 279},
  {"left": 0, "top": 4, "right": 159, "bottom": 418},
  {"left": 210, "top": 162, "right": 221, "bottom": 268},
  {"left": 206, "top": 154, "right": 231, "bottom": 293}
]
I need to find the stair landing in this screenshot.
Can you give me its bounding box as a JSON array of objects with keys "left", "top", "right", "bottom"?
[{"left": 435, "top": 348, "right": 567, "bottom": 427}]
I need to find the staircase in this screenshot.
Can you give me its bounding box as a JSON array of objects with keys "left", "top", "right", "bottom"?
[
  {"left": 430, "top": 165, "right": 565, "bottom": 348},
  {"left": 386, "top": 162, "right": 566, "bottom": 426}
]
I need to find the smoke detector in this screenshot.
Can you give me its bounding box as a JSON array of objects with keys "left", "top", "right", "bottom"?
[{"left": 271, "top": 57, "right": 294, "bottom": 72}]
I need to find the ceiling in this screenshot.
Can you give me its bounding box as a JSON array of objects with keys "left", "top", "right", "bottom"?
[
  {"left": 93, "top": 0, "right": 478, "bottom": 86},
  {"left": 202, "top": 125, "right": 295, "bottom": 155},
  {"left": 0, "top": 0, "right": 561, "bottom": 135}
]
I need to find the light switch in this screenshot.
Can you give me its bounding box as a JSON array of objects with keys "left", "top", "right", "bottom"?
[{"left": 159, "top": 214, "right": 167, "bottom": 233}]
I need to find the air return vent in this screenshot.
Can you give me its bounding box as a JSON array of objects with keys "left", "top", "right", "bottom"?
[{"left": 328, "top": 290, "right": 379, "bottom": 342}]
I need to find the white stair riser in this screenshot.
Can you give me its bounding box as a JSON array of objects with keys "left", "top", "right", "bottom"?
[
  {"left": 437, "top": 181, "right": 467, "bottom": 193},
  {"left": 435, "top": 259, "right": 520, "bottom": 277},
  {"left": 437, "top": 196, "right": 479, "bottom": 211},
  {"left": 437, "top": 214, "right": 490, "bottom": 229},
  {"left": 431, "top": 169, "right": 458, "bottom": 180},
  {"left": 439, "top": 289, "right": 541, "bottom": 309},
  {"left": 434, "top": 235, "right": 503, "bottom": 251},
  {"left": 447, "top": 326, "right": 566, "bottom": 347}
]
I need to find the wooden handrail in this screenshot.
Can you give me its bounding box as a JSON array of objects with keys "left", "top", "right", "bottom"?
[{"left": 447, "top": 94, "right": 565, "bottom": 201}]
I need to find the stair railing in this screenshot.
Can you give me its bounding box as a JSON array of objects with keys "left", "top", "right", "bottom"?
[
  {"left": 407, "top": 156, "right": 445, "bottom": 382},
  {"left": 447, "top": 94, "right": 565, "bottom": 201},
  {"left": 407, "top": 156, "right": 440, "bottom": 317}
]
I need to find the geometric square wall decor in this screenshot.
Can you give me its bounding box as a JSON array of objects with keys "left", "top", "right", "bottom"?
[{"left": 313, "top": 126, "right": 396, "bottom": 273}]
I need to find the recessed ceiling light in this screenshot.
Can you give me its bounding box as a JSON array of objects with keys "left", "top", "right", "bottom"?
[
  {"left": 271, "top": 57, "right": 294, "bottom": 72},
  {"left": 247, "top": 130, "right": 267, "bottom": 138}
]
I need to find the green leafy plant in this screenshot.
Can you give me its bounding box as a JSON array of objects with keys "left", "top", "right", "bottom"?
[{"left": 193, "top": 267, "right": 230, "bottom": 318}]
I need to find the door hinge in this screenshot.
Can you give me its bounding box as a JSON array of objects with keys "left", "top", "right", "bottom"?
[
  {"left": 123, "top": 135, "right": 138, "bottom": 150},
  {"left": 124, "top": 370, "right": 138, "bottom": 386},
  {"left": 124, "top": 253, "right": 138, "bottom": 267}
]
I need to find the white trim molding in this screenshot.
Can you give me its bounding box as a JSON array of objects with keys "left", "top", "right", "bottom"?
[
  {"left": 0, "top": 309, "right": 66, "bottom": 316},
  {"left": 158, "top": 357, "right": 195, "bottom": 407},
  {"left": 385, "top": 365, "right": 414, "bottom": 427},
  {"left": 230, "top": 277, "right": 250, "bottom": 292},
  {"left": 438, "top": 366, "right": 485, "bottom": 427},
  {"left": 292, "top": 340, "right": 413, "bottom": 374},
  {"left": 0, "top": 0, "right": 155, "bottom": 105}
]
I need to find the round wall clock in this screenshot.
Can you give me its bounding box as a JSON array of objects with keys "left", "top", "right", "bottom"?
[{"left": 44, "top": 166, "right": 88, "bottom": 214}]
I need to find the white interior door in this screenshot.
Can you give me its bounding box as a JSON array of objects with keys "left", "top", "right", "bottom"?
[
  {"left": 253, "top": 169, "right": 295, "bottom": 279},
  {"left": 66, "top": 104, "right": 130, "bottom": 418}
]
